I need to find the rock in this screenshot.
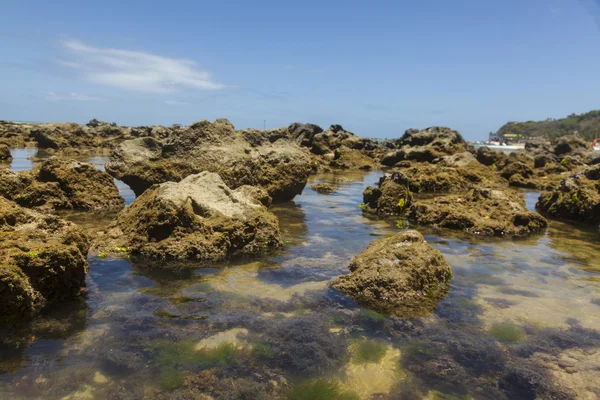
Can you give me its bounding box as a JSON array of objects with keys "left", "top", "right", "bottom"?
[
  {"left": 554, "top": 135, "right": 590, "bottom": 156},
  {"left": 0, "top": 198, "right": 89, "bottom": 318},
  {"left": 434, "top": 151, "right": 477, "bottom": 167},
  {"left": 533, "top": 153, "right": 559, "bottom": 168},
  {"left": 537, "top": 165, "right": 600, "bottom": 227},
  {"left": 0, "top": 144, "right": 12, "bottom": 161},
  {"left": 408, "top": 187, "right": 548, "bottom": 237},
  {"left": 0, "top": 157, "right": 124, "bottom": 212},
  {"left": 362, "top": 171, "right": 412, "bottom": 215},
  {"left": 106, "top": 119, "right": 313, "bottom": 201},
  {"left": 331, "top": 230, "right": 452, "bottom": 316},
  {"left": 500, "top": 161, "right": 534, "bottom": 180},
  {"left": 476, "top": 146, "right": 507, "bottom": 167},
  {"left": 382, "top": 127, "right": 469, "bottom": 165},
  {"left": 0, "top": 121, "right": 32, "bottom": 148},
  {"left": 390, "top": 164, "right": 501, "bottom": 194},
  {"left": 101, "top": 172, "right": 282, "bottom": 263},
  {"left": 310, "top": 183, "right": 337, "bottom": 194},
  {"left": 287, "top": 122, "right": 324, "bottom": 148},
  {"left": 329, "top": 146, "right": 377, "bottom": 170}
]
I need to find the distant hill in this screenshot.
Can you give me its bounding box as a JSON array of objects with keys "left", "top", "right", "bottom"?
[{"left": 495, "top": 110, "right": 600, "bottom": 142}]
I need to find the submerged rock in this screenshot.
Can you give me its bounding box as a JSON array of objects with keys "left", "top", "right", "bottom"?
[
  {"left": 0, "top": 157, "right": 124, "bottom": 212},
  {"left": 101, "top": 171, "right": 282, "bottom": 263},
  {"left": 0, "top": 144, "right": 11, "bottom": 162},
  {"left": 310, "top": 182, "right": 337, "bottom": 194},
  {"left": 0, "top": 198, "right": 89, "bottom": 318},
  {"left": 362, "top": 171, "right": 412, "bottom": 215},
  {"left": 537, "top": 165, "right": 600, "bottom": 227},
  {"left": 106, "top": 119, "right": 313, "bottom": 201},
  {"left": 381, "top": 127, "right": 470, "bottom": 165},
  {"left": 331, "top": 230, "right": 452, "bottom": 316},
  {"left": 408, "top": 188, "right": 548, "bottom": 237}
]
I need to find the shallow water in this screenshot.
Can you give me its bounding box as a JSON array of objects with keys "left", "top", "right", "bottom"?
[{"left": 1, "top": 152, "right": 600, "bottom": 399}]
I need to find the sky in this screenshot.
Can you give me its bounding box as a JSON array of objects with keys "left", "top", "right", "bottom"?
[{"left": 2, "top": 0, "right": 600, "bottom": 140}]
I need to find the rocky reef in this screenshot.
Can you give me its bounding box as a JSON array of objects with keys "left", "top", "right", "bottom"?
[
  {"left": 331, "top": 230, "right": 452, "bottom": 316},
  {"left": 0, "top": 157, "right": 124, "bottom": 212},
  {"left": 362, "top": 171, "right": 412, "bottom": 215},
  {"left": 106, "top": 119, "right": 315, "bottom": 201},
  {"left": 97, "top": 171, "right": 282, "bottom": 263},
  {"left": 537, "top": 164, "right": 600, "bottom": 228},
  {"left": 381, "top": 126, "right": 471, "bottom": 166},
  {"left": 0, "top": 144, "right": 11, "bottom": 162},
  {"left": 0, "top": 198, "right": 89, "bottom": 318},
  {"left": 408, "top": 187, "right": 548, "bottom": 237}
]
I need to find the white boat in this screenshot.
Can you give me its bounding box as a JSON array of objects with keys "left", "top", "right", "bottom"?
[{"left": 484, "top": 142, "right": 525, "bottom": 151}]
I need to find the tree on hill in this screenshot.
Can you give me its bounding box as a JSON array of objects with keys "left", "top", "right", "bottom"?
[{"left": 495, "top": 110, "right": 600, "bottom": 142}]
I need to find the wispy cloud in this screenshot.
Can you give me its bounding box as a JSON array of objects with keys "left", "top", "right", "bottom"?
[
  {"left": 58, "top": 40, "right": 226, "bottom": 94},
  {"left": 42, "top": 91, "right": 104, "bottom": 102},
  {"left": 165, "top": 99, "right": 190, "bottom": 105}
]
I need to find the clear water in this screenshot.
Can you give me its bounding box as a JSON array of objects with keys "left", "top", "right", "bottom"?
[{"left": 1, "top": 152, "right": 600, "bottom": 399}]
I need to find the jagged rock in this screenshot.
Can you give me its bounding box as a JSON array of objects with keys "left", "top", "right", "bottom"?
[
  {"left": 537, "top": 165, "right": 600, "bottom": 227},
  {"left": 0, "top": 157, "right": 124, "bottom": 212},
  {"left": 381, "top": 127, "right": 469, "bottom": 165},
  {"left": 98, "top": 172, "right": 282, "bottom": 263},
  {"left": 0, "top": 144, "right": 11, "bottom": 161},
  {"left": 434, "top": 151, "right": 477, "bottom": 167},
  {"left": 554, "top": 135, "right": 590, "bottom": 156},
  {"left": 408, "top": 188, "right": 548, "bottom": 237},
  {"left": 391, "top": 164, "right": 501, "bottom": 194},
  {"left": 106, "top": 119, "right": 313, "bottom": 201},
  {"left": 362, "top": 171, "right": 412, "bottom": 215},
  {"left": 309, "top": 124, "right": 378, "bottom": 156},
  {"left": 331, "top": 230, "right": 452, "bottom": 316},
  {"left": 287, "top": 122, "right": 324, "bottom": 148},
  {"left": 0, "top": 198, "right": 89, "bottom": 318},
  {"left": 476, "top": 146, "right": 507, "bottom": 167}
]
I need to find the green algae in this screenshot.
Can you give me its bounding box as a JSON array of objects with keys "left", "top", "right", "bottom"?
[
  {"left": 350, "top": 338, "right": 388, "bottom": 364},
  {"left": 288, "top": 379, "right": 359, "bottom": 400},
  {"left": 489, "top": 322, "right": 526, "bottom": 343}
]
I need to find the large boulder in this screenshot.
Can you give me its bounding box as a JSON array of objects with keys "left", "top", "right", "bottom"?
[
  {"left": 476, "top": 146, "right": 507, "bottom": 167},
  {"left": 554, "top": 135, "right": 590, "bottom": 156},
  {"left": 0, "top": 198, "right": 89, "bottom": 318},
  {"left": 408, "top": 188, "right": 548, "bottom": 237},
  {"left": 381, "top": 127, "right": 469, "bottom": 165},
  {"left": 106, "top": 119, "right": 314, "bottom": 201},
  {"left": 362, "top": 171, "right": 413, "bottom": 215},
  {"left": 537, "top": 165, "right": 600, "bottom": 227},
  {"left": 0, "top": 144, "right": 11, "bottom": 162},
  {"left": 331, "top": 230, "right": 452, "bottom": 317},
  {"left": 0, "top": 157, "right": 124, "bottom": 212},
  {"left": 309, "top": 124, "right": 378, "bottom": 155},
  {"left": 329, "top": 145, "right": 377, "bottom": 170},
  {"left": 100, "top": 172, "right": 282, "bottom": 263}
]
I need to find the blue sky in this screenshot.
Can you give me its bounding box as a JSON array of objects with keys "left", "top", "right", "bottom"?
[{"left": 2, "top": 0, "right": 600, "bottom": 140}]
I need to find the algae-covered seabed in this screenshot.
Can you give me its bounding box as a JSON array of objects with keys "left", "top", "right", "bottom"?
[{"left": 1, "top": 152, "right": 600, "bottom": 399}]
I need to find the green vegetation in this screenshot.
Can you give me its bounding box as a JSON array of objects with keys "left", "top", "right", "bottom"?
[
  {"left": 98, "top": 251, "right": 109, "bottom": 259},
  {"left": 288, "top": 379, "right": 359, "bottom": 400},
  {"left": 561, "top": 158, "right": 568, "bottom": 166},
  {"left": 113, "top": 246, "right": 128, "bottom": 253},
  {"left": 359, "top": 308, "right": 387, "bottom": 323},
  {"left": 252, "top": 342, "right": 275, "bottom": 359},
  {"left": 495, "top": 110, "right": 600, "bottom": 141},
  {"left": 358, "top": 203, "right": 366, "bottom": 210},
  {"left": 397, "top": 197, "right": 406, "bottom": 210},
  {"left": 396, "top": 219, "right": 407, "bottom": 229},
  {"left": 489, "top": 322, "right": 526, "bottom": 343},
  {"left": 571, "top": 192, "right": 579, "bottom": 202},
  {"left": 350, "top": 338, "right": 388, "bottom": 364},
  {"left": 151, "top": 339, "right": 240, "bottom": 369},
  {"left": 26, "top": 251, "right": 39, "bottom": 258},
  {"left": 491, "top": 163, "right": 498, "bottom": 170},
  {"left": 158, "top": 367, "right": 184, "bottom": 390}
]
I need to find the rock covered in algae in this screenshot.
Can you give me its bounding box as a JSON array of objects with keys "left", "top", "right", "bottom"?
[
  {"left": 0, "top": 157, "right": 124, "bottom": 212},
  {"left": 408, "top": 187, "right": 548, "bottom": 237},
  {"left": 0, "top": 197, "right": 89, "bottom": 318},
  {"left": 362, "top": 171, "right": 412, "bottom": 215},
  {"left": 106, "top": 118, "right": 314, "bottom": 201},
  {"left": 537, "top": 164, "right": 600, "bottom": 228},
  {"left": 331, "top": 230, "right": 452, "bottom": 316},
  {"left": 0, "top": 144, "right": 11, "bottom": 162},
  {"left": 105, "top": 171, "right": 282, "bottom": 263}
]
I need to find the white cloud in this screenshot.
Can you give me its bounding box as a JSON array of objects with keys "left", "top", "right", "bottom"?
[
  {"left": 165, "top": 99, "right": 190, "bottom": 105},
  {"left": 58, "top": 39, "right": 225, "bottom": 94},
  {"left": 42, "top": 91, "right": 104, "bottom": 102}
]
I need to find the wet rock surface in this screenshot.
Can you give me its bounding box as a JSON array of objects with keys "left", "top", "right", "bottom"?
[
  {"left": 0, "top": 198, "right": 89, "bottom": 318},
  {"left": 331, "top": 230, "right": 452, "bottom": 316},
  {"left": 97, "top": 171, "right": 282, "bottom": 263},
  {"left": 106, "top": 119, "right": 314, "bottom": 201},
  {"left": 0, "top": 157, "right": 124, "bottom": 212},
  {"left": 310, "top": 182, "right": 337, "bottom": 194},
  {"left": 408, "top": 187, "right": 548, "bottom": 237},
  {"left": 537, "top": 164, "right": 600, "bottom": 227}
]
